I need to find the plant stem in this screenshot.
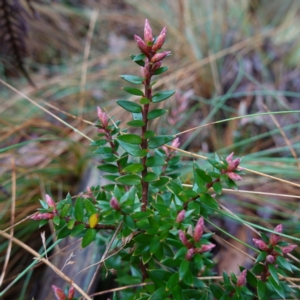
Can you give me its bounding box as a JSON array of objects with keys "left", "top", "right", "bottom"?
[{"left": 141, "top": 63, "right": 153, "bottom": 211}]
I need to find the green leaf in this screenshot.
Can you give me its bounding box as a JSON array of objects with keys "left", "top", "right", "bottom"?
[
  {"left": 117, "top": 174, "right": 141, "bottom": 185},
  {"left": 82, "top": 228, "right": 96, "bottom": 248},
  {"left": 71, "top": 224, "right": 85, "bottom": 236},
  {"left": 276, "top": 256, "right": 292, "bottom": 272},
  {"left": 256, "top": 251, "right": 267, "bottom": 263},
  {"left": 67, "top": 219, "right": 75, "bottom": 230},
  {"left": 212, "top": 182, "right": 222, "bottom": 194},
  {"left": 60, "top": 204, "right": 70, "bottom": 218},
  {"left": 123, "top": 87, "right": 144, "bottom": 96},
  {"left": 124, "top": 215, "right": 135, "bottom": 230},
  {"left": 53, "top": 215, "right": 60, "bottom": 226},
  {"left": 115, "top": 275, "right": 141, "bottom": 285},
  {"left": 152, "top": 90, "right": 175, "bottom": 103},
  {"left": 148, "top": 135, "right": 174, "bottom": 149},
  {"left": 153, "top": 66, "right": 168, "bottom": 75},
  {"left": 57, "top": 226, "right": 71, "bottom": 239},
  {"left": 97, "top": 164, "right": 119, "bottom": 173},
  {"left": 150, "top": 176, "right": 169, "bottom": 188},
  {"left": 145, "top": 130, "right": 156, "bottom": 138},
  {"left": 195, "top": 168, "right": 212, "bottom": 183},
  {"left": 116, "top": 139, "right": 142, "bottom": 157},
  {"left": 84, "top": 199, "right": 97, "bottom": 214},
  {"left": 201, "top": 193, "right": 219, "bottom": 209},
  {"left": 142, "top": 250, "right": 152, "bottom": 264},
  {"left": 150, "top": 235, "right": 161, "bottom": 254},
  {"left": 268, "top": 275, "right": 285, "bottom": 298},
  {"left": 174, "top": 247, "right": 187, "bottom": 259},
  {"left": 120, "top": 75, "right": 144, "bottom": 84},
  {"left": 116, "top": 100, "right": 142, "bottom": 113},
  {"left": 123, "top": 163, "right": 144, "bottom": 173},
  {"left": 268, "top": 264, "right": 279, "bottom": 284},
  {"left": 147, "top": 109, "right": 167, "bottom": 120},
  {"left": 117, "top": 134, "right": 142, "bottom": 144},
  {"left": 179, "top": 260, "right": 189, "bottom": 280},
  {"left": 74, "top": 198, "right": 84, "bottom": 222},
  {"left": 210, "top": 284, "right": 224, "bottom": 300},
  {"left": 166, "top": 272, "right": 179, "bottom": 291},
  {"left": 140, "top": 97, "right": 150, "bottom": 104},
  {"left": 144, "top": 172, "right": 159, "bottom": 182},
  {"left": 149, "top": 286, "right": 169, "bottom": 299},
  {"left": 257, "top": 281, "right": 266, "bottom": 300},
  {"left": 127, "top": 120, "right": 145, "bottom": 127},
  {"left": 246, "top": 270, "right": 257, "bottom": 288},
  {"left": 146, "top": 156, "right": 165, "bottom": 167}
]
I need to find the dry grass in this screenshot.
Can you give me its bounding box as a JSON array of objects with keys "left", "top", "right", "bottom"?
[{"left": 1, "top": 0, "right": 300, "bottom": 298}]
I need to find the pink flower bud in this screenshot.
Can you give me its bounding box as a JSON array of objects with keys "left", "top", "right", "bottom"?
[
  {"left": 266, "top": 255, "right": 275, "bottom": 263},
  {"left": 161, "top": 145, "right": 169, "bottom": 156},
  {"left": 281, "top": 244, "right": 297, "bottom": 254},
  {"left": 144, "top": 19, "right": 153, "bottom": 45},
  {"left": 31, "top": 213, "right": 55, "bottom": 220},
  {"left": 193, "top": 217, "right": 204, "bottom": 242},
  {"left": 179, "top": 230, "right": 193, "bottom": 248},
  {"left": 237, "top": 270, "right": 247, "bottom": 287},
  {"left": 226, "top": 152, "right": 234, "bottom": 163},
  {"left": 227, "top": 172, "right": 243, "bottom": 181},
  {"left": 176, "top": 210, "right": 185, "bottom": 223},
  {"left": 253, "top": 238, "right": 268, "bottom": 251},
  {"left": 52, "top": 285, "right": 66, "bottom": 300},
  {"left": 270, "top": 224, "right": 283, "bottom": 246},
  {"left": 150, "top": 51, "right": 171, "bottom": 63},
  {"left": 97, "top": 128, "right": 106, "bottom": 134},
  {"left": 134, "top": 35, "right": 149, "bottom": 55},
  {"left": 46, "top": 194, "right": 56, "bottom": 212},
  {"left": 110, "top": 197, "right": 120, "bottom": 210},
  {"left": 97, "top": 107, "right": 108, "bottom": 128},
  {"left": 67, "top": 286, "right": 75, "bottom": 300},
  {"left": 185, "top": 248, "right": 195, "bottom": 261},
  {"left": 171, "top": 137, "right": 180, "bottom": 149},
  {"left": 152, "top": 61, "right": 162, "bottom": 72},
  {"left": 197, "top": 243, "right": 216, "bottom": 253},
  {"left": 152, "top": 27, "right": 167, "bottom": 51}
]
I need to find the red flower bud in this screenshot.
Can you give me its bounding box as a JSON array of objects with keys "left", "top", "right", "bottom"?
[
  {"left": 193, "top": 217, "right": 204, "bottom": 242},
  {"left": 144, "top": 19, "right": 153, "bottom": 45},
  {"left": 227, "top": 172, "right": 243, "bottom": 181},
  {"left": 281, "top": 244, "right": 297, "bottom": 254},
  {"left": 134, "top": 35, "right": 149, "bottom": 55},
  {"left": 152, "top": 27, "right": 167, "bottom": 51},
  {"left": 179, "top": 230, "right": 193, "bottom": 248},
  {"left": 52, "top": 285, "right": 66, "bottom": 300},
  {"left": 68, "top": 286, "right": 75, "bottom": 300},
  {"left": 31, "top": 212, "right": 55, "bottom": 220},
  {"left": 185, "top": 248, "right": 195, "bottom": 261},
  {"left": 152, "top": 61, "right": 162, "bottom": 72},
  {"left": 97, "top": 106, "right": 108, "bottom": 128},
  {"left": 253, "top": 238, "right": 268, "bottom": 251},
  {"left": 237, "top": 270, "right": 247, "bottom": 287},
  {"left": 266, "top": 255, "right": 275, "bottom": 264},
  {"left": 196, "top": 243, "right": 215, "bottom": 253},
  {"left": 176, "top": 210, "right": 185, "bottom": 223},
  {"left": 110, "top": 197, "right": 120, "bottom": 210},
  {"left": 150, "top": 51, "right": 171, "bottom": 63}
]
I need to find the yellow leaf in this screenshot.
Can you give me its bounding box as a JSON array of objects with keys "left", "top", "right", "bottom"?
[{"left": 89, "top": 213, "right": 99, "bottom": 228}]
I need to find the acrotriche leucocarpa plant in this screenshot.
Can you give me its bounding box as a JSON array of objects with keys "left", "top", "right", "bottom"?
[{"left": 31, "top": 20, "right": 299, "bottom": 300}]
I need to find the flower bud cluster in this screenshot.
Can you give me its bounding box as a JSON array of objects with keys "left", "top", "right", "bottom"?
[
  {"left": 97, "top": 106, "right": 109, "bottom": 129},
  {"left": 134, "top": 19, "right": 171, "bottom": 82},
  {"left": 223, "top": 152, "right": 243, "bottom": 181},
  {"left": 178, "top": 217, "right": 215, "bottom": 261},
  {"left": 31, "top": 194, "right": 57, "bottom": 220},
  {"left": 52, "top": 285, "right": 75, "bottom": 300},
  {"left": 253, "top": 224, "right": 297, "bottom": 268}
]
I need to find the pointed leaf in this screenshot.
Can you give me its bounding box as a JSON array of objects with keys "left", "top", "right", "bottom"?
[
  {"left": 127, "top": 120, "right": 145, "bottom": 127},
  {"left": 147, "top": 109, "right": 167, "bottom": 120},
  {"left": 120, "top": 75, "right": 144, "bottom": 85},
  {"left": 179, "top": 260, "right": 189, "bottom": 280},
  {"left": 82, "top": 228, "right": 97, "bottom": 248},
  {"left": 117, "top": 134, "right": 142, "bottom": 144},
  {"left": 117, "top": 139, "right": 142, "bottom": 157},
  {"left": 117, "top": 174, "right": 141, "bottom": 185},
  {"left": 153, "top": 66, "right": 168, "bottom": 75},
  {"left": 74, "top": 198, "right": 84, "bottom": 222},
  {"left": 123, "top": 87, "right": 144, "bottom": 96},
  {"left": 148, "top": 135, "right": 174, "bottom": 149},
  {"left": 98, "top": 164, "right": 119, "bottom": 173},
  {"left": 123, "top": 163, "right": 144, "bottom": 173},
  {"left": 152, "top": 90, "right": 175, "bottom": 103},
  {"left": 116, "top": 100, "right": 142, "bottom": 113}
]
